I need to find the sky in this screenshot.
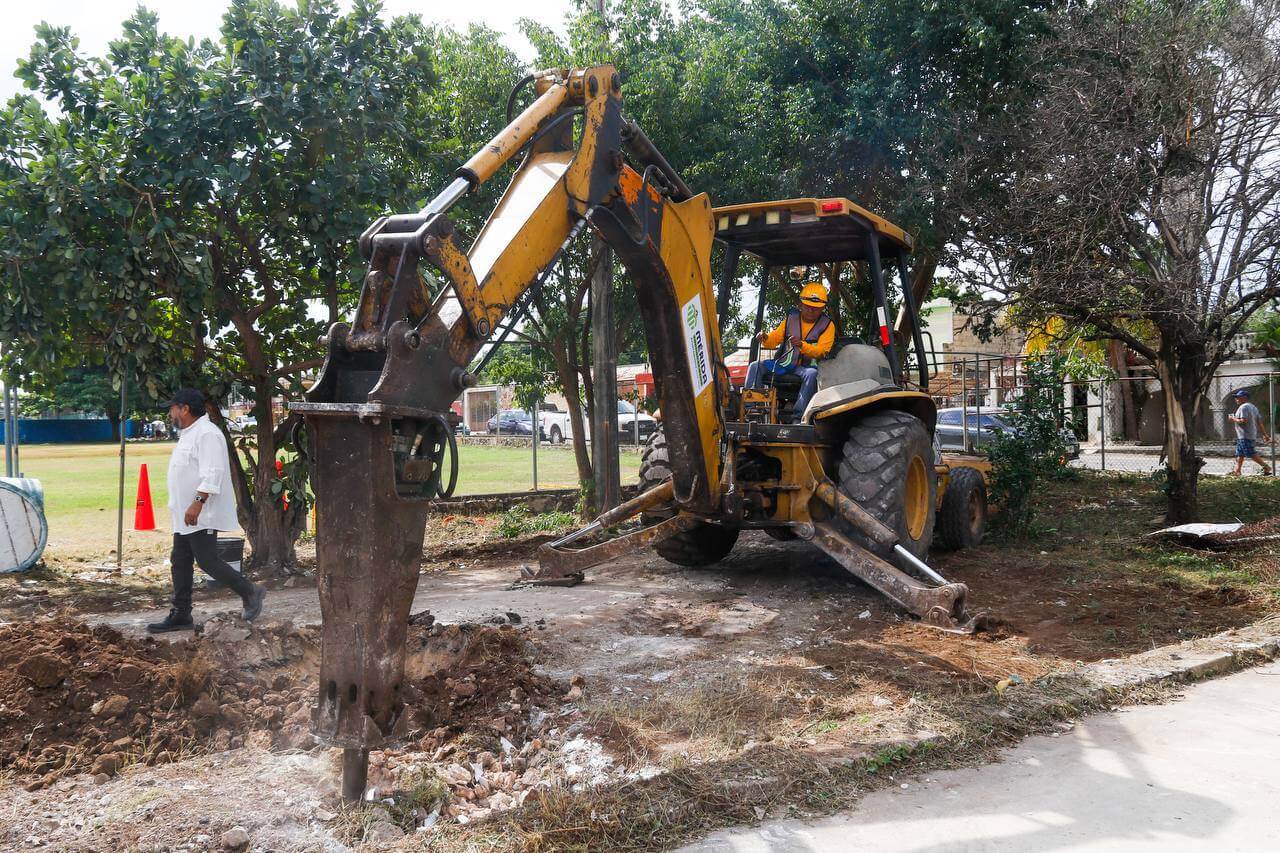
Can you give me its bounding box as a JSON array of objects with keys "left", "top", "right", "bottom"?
[{"left": 0, "top": 0, "right": 575, "bottom": 102}]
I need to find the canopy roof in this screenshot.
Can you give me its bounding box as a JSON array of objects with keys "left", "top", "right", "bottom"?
[{"left": 712, "top": 197, "right": 912, "bottom": 265}]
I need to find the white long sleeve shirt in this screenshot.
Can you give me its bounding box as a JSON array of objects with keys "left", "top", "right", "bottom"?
[{"left": 167, "top": 415, "right": 239, "bottom": 534}]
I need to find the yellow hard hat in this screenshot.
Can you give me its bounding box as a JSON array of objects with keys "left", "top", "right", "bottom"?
[{"left": 800, "top": 282, "right": 828, "bottom": 306}]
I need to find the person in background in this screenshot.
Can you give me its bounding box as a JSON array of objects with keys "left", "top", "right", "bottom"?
[
  {"left": 147, "top": 388, "right": 266, "bottom": 633},
  {"left": 1229, "top": 388, "right": 1273, "bottom": 476},
  {"left": 744, "top": 282, "right": 836, "bottom": 419}
]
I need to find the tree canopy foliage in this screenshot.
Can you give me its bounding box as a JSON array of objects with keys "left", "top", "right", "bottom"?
[
  {"left": 8, "top": 0, "right": 1262, "bottom": 552},
  {"left": 958, "top": 0, "right": 1280, "bottom": 521},
  {"left": 1, "top": 0, "right": 446, "bottom": 569}
]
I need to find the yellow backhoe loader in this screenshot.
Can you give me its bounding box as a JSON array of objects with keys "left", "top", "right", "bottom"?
[{"left": 293, "top": 65, "right": 988, "bottom": 801}]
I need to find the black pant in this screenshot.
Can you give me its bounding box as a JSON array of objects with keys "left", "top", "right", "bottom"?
[{"left": 171, "top": 530, "right": 253, "bottom": 614}]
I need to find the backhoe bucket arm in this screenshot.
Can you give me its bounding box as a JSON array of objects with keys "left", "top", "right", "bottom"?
[{"left": 294, "top": 66, "right": 724, "bottom": 799}]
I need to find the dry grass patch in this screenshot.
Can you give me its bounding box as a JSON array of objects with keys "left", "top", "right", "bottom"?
[{"left": 444, "top": 673, "right": 1183, "bottom": 852}]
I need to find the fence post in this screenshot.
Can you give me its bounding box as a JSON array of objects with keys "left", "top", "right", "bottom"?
[
  {"left": 2, "top": 380, "right": 12, "bottom": 478},
  {"left": 6, "top": 384, "right": 19, "bottom": 477},
  {"left": 974, "top": 353, "right": 982, "bottom": 451},
  {"left": 961, "top": 358, "right": 970, "bottom": 453},
  {"left": 1270, "top": 374, "right": 1276, "bottom": 473},
  {"left": 1099, "top": 378, "right": 1107, "bottom": 472},
  {"left": 115, "top": 370, "right": 128, "bottom": 570},
  {"left": 532, "top": 395, "right": 539, "bottom": 493}
]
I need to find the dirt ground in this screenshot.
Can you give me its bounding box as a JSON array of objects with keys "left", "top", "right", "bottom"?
[
  {"left": 0, "top": 513, "right": 557, "bottom": 625},
  {"left": 1, "top": 474, "right": 1278, "bottom": 851}
]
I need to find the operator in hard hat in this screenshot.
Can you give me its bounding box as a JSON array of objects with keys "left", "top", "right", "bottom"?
[{"left": 745, "top": 282, "right": 836, "bottom": 418}]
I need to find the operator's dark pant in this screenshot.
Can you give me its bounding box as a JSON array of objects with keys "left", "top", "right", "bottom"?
[
  {"left": 171, "top": 529, "right": 252, "bottom": 614},
  {"left": 745, "top": 360, "right": 820, "bottom": 415}
]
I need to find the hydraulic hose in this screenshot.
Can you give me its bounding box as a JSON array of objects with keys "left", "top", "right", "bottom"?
[{"left": 506, "top": 74, "right": 536, "bottom": 123}]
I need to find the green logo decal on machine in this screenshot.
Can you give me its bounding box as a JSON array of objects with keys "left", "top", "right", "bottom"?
[{"left": 681, "top": 295, "right": 713, "bottom": 396}]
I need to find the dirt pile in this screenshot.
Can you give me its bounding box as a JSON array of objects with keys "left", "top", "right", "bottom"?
[
  {"left": 401, "top": 621, "right": 563, "bottom": 739},
  {"left": 0, "top": 620, "right": 316, "bottom": 789},
  {"left": 344, "top": 621, "right": 605, "bottom": 830},
  {"left": 0, "top": 614, "right": 568, "bottom": 799}
]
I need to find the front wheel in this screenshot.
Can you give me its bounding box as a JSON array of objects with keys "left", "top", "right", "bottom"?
[
  {"left": 640, "top": 429, "right": 739, "bottom": 566},
  {"left": 837, "top": 410, "right": 937, "bottom": 561}
]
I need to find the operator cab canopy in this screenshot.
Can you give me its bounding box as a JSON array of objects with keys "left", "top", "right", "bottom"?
[
  {"left": 712, "top": 197, "right": 913, "bottom": 265},
  {"left": 710, "top": 195, "right": 932, "bottom": 400}
]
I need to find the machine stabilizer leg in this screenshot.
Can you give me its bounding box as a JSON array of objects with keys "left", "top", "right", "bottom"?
[{"left": 806, "top": 521, "right": 981, "bottom": 634}]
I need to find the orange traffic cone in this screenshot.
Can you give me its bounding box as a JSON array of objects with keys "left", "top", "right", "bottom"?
[{"left": 134, "top": 463, "right": 156, "bottom": 531}]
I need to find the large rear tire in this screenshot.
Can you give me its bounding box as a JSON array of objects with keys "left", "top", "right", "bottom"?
[
  {"left": 936, "top": 466, "right": 987, "bottom": 550},
  {"left": 837, "top": 410, "right": 936, "bottom": 560},
  {"left": 640, "top": 428, "right": 739, "bottom": 566}
]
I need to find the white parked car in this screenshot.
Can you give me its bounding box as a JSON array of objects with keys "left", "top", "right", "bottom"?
[
  {"left": 537, "top": 400, "right": 656, "bottom": 445},
  {"left": 229, "top": 415, "right": 257, "bottom": 434}
]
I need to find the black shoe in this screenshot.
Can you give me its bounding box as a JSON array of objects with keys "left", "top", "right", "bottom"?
[
  {"left": 147, "top": 609, "right": 194, "bottom": 634},
  {"left": 241, "top": 584, "right": 266, "bottom": 622}
]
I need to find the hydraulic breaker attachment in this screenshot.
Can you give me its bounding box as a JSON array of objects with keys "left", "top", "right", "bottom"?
[{"left": 301, "top": 408, "right": 435, "bottom": 801}]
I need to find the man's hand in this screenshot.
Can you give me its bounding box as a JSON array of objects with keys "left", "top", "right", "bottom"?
[
  {"left": 788, "top": 335, "right": 803, "bottom": 348},
  {"left": 184, "top": 501, "right": 203, "bottom": 526}
]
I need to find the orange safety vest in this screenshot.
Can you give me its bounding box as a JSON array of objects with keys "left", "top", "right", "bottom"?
[{"left": 781, "top": 309, "right": 833, "bottom": 367}]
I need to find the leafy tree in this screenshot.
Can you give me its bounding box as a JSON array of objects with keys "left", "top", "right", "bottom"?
[
  {"left": 521, "top": 0, "right": 1054, "bottom": 372},
  {"left": 1, "top": 0, "right": 440, "bottom": 572},
  {"left": 959, "top": 0, "right": 1280, "bottom": 522},
  {"left": 987, "top": 354, "right": 1071, "bottom": 534},
  {"left": 479, "top": 345, "right": 554, "bottom": 413}
]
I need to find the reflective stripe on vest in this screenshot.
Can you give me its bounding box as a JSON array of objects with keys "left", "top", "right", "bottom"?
[{"left": 784, "top": 309, "right": 832, "bottom": 366}]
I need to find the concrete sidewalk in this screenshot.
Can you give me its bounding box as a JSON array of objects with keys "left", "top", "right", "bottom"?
[{"left": 683, "top": 660, "right": 1280, "bottom": 852}]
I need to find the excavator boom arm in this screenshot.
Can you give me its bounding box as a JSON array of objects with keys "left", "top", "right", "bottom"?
[{"left": 293, "top": 65, "right": 724, "bottom": 800}]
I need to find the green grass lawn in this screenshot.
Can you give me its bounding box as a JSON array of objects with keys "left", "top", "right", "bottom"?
[
  {"left": 11, "top": 440, "right": 640, "bottom": 565},
  {"left": 452, "top": 442, "right": 641, "bottom": 493}
]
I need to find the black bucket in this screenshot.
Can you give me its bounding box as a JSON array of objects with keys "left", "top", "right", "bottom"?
[
  {"left": 216, "top": 536, "right": 244, "bottom": 573},
  {"left": 203, "top": 536, "right": 245, "bottom": 590}
]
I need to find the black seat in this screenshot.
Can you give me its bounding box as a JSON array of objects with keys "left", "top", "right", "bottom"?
[{"left": 829, "top": 335, "right": 864, "bottom": 358}]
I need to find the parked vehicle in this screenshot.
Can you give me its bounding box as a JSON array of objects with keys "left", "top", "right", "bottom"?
[
  {"left": 934, "top": 407, "right": 1079, "bottom": 459},
  {"left": 616, "top": 399, "right": 657, "bottom": 444},
  {"left": 228, "top": 415, "right": 257, "bottom": 434},
  {"left": 538, "top": 403, "right": 572, "bottom": 445},
  {"left": 485, "top": 409, "right": 546, "bottom": 440},
  {"left": 548, "top": 400, "right": 657, "bottom": 444},
  {"left": 449, "top": 401, "right": 469, "bottom": 435}
]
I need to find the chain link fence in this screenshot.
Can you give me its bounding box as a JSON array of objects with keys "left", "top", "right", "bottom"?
[{"left": 926, "top": 352, "right": 1280, "bottom": 478}]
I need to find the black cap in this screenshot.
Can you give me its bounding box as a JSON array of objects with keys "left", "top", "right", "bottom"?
[{"left": 164, "top": 388, "right": 206, "bottom": 412}]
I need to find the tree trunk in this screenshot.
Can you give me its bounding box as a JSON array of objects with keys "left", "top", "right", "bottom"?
[
  {"left": 106, "top": 411, "right": 121, "bottom": 443},
  {"left": 1157, "top": 338, "right": 1206, "bottom": 524},
  {"left": 552, "top": 353, "right": 593, "bottom": 485},
  {"left": 239, "top": 383, "right": 299, "bottom": 575},
  {"left": 324, "top": 270, "right": 340, "bottom": 325}
]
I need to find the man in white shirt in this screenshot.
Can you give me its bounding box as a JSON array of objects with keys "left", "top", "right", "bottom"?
[{"left": 148, "top": 388, "right": 266, "bottom": 633}]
